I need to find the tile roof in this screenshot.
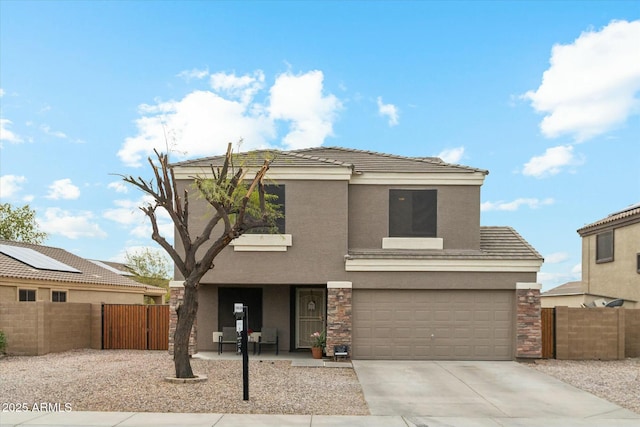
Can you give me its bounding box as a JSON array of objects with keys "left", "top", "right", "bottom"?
[
  {"left": 0, "top": 240, "right": 158, "bottom": 292},
  {"left": 541, "top": 281, "right": 584, "bottom": 296},
  {"left": 347, "top": 226, "right": 543, "bottom": 261},
  {"left": 172, "top": 146, "right": 488, "bottom": 175},
  {"left": 577, "top": 203, "right": 640, "bottom": 235}
]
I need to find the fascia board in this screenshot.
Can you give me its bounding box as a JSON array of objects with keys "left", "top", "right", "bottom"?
[
  {"left": 349, "top": 172, "right": 486, "bottom": 185},
  {"left": 345, "top": 258, "right": 543, "bottom": 272},
  {"left": 173, "top": 166, "right": 352, "bottom": 181}
]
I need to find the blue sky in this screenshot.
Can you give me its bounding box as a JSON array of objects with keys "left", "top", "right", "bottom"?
[{"left": 1, "top": 1, "right": 639, "bottom": 290}]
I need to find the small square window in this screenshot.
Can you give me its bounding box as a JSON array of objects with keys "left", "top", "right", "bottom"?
[
  {"left": 596, "top": 231, "right": 614, "bottom": 263},
  {"left": 389, "top": 189, "right": 437, "bottom": 237},
  {"left": 52, "top": 291, "right": 67, "bottom": 302},
  {"left": 19, "top": 289, "right": 36, "bottom": 302}
]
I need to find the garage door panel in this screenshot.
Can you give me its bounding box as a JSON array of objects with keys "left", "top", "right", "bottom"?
[{"left": 353, "top": 290, "right": 514, "bottom": 360}]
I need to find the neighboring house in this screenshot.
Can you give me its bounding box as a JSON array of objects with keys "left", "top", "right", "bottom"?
[
  {"left": 170, "top": 147, "right": 544, "bottom": 360},
  {"left": 542, "top": 204, "right": 640, "bottom": 308},
  {"left": 540, "top": 281, "right": 601, "bottom": 308},
  {"left": 0, "top": 240, "right": 166, "bottom": 304}
]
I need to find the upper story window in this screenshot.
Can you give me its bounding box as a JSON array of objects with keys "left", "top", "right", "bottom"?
[
  {"left": 636, "top": 253, "right": 639, "bottom": 274},
  {"left": 389, "top": 189, "right": 437, "bottom": 238},
  {"left": 596, "top": 230, "right": 614, "bottom": 263},
  {"left": 19, "top": 289, "right": 36, "bottom": 302},
  {"left": 52, "top": 290, "right": 67, "bottom": 302},
  {"left": 246, "top": 184, "right": 285, "bottom": 234}
]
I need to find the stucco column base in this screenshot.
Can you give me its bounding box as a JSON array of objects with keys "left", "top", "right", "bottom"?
[
  {"left": 516, "top": 282, "right": 542, "bottom": 359},
  {"left": 168, "top": 281, "right": 197, "bottom": 356},
  {"left": 326, "top": 281, "right": 352, "bottom": 358}
]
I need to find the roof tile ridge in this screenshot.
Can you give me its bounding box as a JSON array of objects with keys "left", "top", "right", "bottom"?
[
  {"left": 280, "top": 150, "right": 353, "bottom": 167},
  {"left": 318, "top": 146, "right": 488, "bottom": 174}
]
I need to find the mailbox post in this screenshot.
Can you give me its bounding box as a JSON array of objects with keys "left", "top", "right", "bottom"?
[{"left": 234, "top": 303, "right": 249, "bottom": 400}]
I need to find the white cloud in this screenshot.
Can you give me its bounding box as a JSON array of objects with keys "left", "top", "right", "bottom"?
[
  {"left": 0, "top": 88, "right": 4, "bottom": 97},
  {"left": 523, "top": 20, "right": 640, "bottom": 141},
  {"left": 210, "top": 70, "right": 265, "bottom": 105},
  {"left": 545, "top": 252, "right": 570, "bottom": 264},
  {"left": 269, "top": 70, "right": 342, "bottom": 149},
  {"left": 46, "top": 178, "right": 80, "bottom": 200},
  {"left": 481, "top": 197, "right": 554, "bottom": 212},
  {"left": 119, "top": 69, "right": 342, "bottom": 167},
  {"left": 107, "top": 181, "right": 129, "bottom": 193},
  {"left": 437, "top": 147, "right": 465, "bottom": 163},
  {"left": 0, "top": 174, "right": 26, "bottom": 198},
  {"left": 522, "top": 145, "right": 583, "bottom": 178},
  {"left": 376, "top": 97, "right": 399, "bottom": 126},
  {"left": 0, "top": 119, "right": 23, "bottom": 143},
  {"left": 177, "top": 68, "right": 210, "bottom": 81},
  {"left": 39, "top": 207, "right": 107, "bottom": 239},
  {"left": 40, "top": 124, "right": 67, "bottom": 139},
  {"left": 104, "top": 197, "right": 174, "bottom": 241}
]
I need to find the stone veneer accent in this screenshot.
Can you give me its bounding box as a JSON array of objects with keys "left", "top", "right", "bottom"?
[
  {"left": 325, "top": 281, "right": 352, "bottom": 358},
  {"left": 168, "top": 281, "right": 197, "bottom": 355},
  {"left": 516, "top": 283, "right": 542, "bottom": 359}
]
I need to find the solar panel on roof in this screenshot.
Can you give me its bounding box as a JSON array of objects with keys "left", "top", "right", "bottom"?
[
  {"left": 0, "top": 244, "right": 81, "bottom": 273},
  {"left": 89, "top": 260, "right": 134, "bottom": 276}
]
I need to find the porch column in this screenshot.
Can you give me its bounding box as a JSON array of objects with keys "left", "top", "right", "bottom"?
[
  {"left": 326, "top": 281, "right": 352, "bottom": 358},
  {"left": 516, "top": 282, "right": 542, "bottom": 359},
  {"left": 168, "top": 281, "right": 197, "bottom": 356}
]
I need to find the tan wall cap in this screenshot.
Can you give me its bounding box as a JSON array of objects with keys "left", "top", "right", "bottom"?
[
  {"left": 327, "top": 281, "right": 352, "bottom": 289},
  {"left": 516, "top": 282, "right": 542, "bottom": 290}
]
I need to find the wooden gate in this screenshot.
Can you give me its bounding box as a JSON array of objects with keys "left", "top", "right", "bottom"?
[
  {"left": 102, "top": 304, "right": 169, "bottom": 350},
  {"left": 541, "top": 307, "right": 555, "bottom": 358}
]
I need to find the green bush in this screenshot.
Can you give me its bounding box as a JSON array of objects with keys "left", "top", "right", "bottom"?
[{"left": 0, "top": 330, "right": 6, "bottom": 354}]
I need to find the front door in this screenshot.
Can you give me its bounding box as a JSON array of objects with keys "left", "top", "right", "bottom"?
[{"left": 296, "top": 287, "right": 326, "bottom": 348}]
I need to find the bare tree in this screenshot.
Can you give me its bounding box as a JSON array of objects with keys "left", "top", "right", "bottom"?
[{"left": 121, "top": 143, "right": 274, "bottom": 378}]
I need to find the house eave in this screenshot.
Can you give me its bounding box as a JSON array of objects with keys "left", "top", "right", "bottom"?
[{"left": 344, "top": 258, "right": 543, "bottom": 272}]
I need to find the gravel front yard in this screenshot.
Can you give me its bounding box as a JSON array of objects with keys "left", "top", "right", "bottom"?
[
  {"left": 528, "top": 358, "right": 640, "bottom": 414},
  {"left": 2, "top": 350, "right": 639, "bottom": 415},
  {"left": 0, "top": 349, "right": 368, "bottom": 415}
]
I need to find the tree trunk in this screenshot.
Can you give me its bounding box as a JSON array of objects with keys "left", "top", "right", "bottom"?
[{"left": 173, "top": 279, "right": 198, "bottom": 378}]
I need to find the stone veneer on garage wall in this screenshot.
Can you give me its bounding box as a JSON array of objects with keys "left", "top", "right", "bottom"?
[
  {"left": 325, "top": 281, "right": 352, "bottom": 357},
  {"left": 168, "top": 281, "right": 197, "bottom": 355},
  {"left": 516, "top": 283, "right": 542, "bottom": 359}
]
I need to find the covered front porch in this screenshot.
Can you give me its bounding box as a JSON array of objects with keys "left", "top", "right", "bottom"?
[{"left": 168, "top": 281, "right": 351, "bottom": 358}]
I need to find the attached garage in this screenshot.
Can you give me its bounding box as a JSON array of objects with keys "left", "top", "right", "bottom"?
[{"left": 353, "top": 289, "right": 514, "bottom": 360}]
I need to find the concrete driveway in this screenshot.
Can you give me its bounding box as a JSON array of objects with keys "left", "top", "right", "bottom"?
[{"left": 353, "top": 360, "right": 640, "bottom": 425}]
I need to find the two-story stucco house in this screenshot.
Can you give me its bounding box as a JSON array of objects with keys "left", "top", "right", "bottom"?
[
  {"left": 542, "top": 204, "right": 640, "bottom": 308},
  {"left": 169, "top": 147, "right": 544, "bottom": 360}
]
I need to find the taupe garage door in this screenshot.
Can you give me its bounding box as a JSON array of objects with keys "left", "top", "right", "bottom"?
[{"left": 353, "top": 289, "right": 514, "bottom": 360}]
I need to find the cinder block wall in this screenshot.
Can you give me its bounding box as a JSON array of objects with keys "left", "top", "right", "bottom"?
[
  {"left": 555, "top": 307, "right": 625, "bottom": 360},
  {"left": 626, "top": 309, "right": 640, "bottom": 357},
  {"left": 0, "top": 302, "right": 95, "bottom": 355}
]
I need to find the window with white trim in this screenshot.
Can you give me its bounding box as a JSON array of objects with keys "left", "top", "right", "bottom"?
[{"left": 595, "top": 230, "right": 614, "bottom": 263}]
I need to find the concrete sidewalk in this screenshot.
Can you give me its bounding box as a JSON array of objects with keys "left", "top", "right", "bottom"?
[{"left": 3, "top": 411, "right": 640, "bottom": 426}]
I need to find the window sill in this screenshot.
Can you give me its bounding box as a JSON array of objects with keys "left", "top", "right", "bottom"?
[
  {"left": 230, "top": 234, "right": 293, "bottom": 252},
  {"left": 382, "top": 237, "right": 443, "bottom": 250}
]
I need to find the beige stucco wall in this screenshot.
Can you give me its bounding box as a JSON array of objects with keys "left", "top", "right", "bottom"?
[
  {"left": 347, "top": 271, "right": 536, "bottom": 290},
  {"left": 582, "top": 221, "right": 640, "bottom": 304},
  {"left": 175, "top": 179, "right": 350, "bottom": 284},
  {"left": 348, "top": 184, "right": 481, "bottom": 250},
  {"left": 541, "top": 295, "right": 587, "bottom": 308},
  {"left": 0, "top": 281, "right": 146, "bottom": 304}
]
